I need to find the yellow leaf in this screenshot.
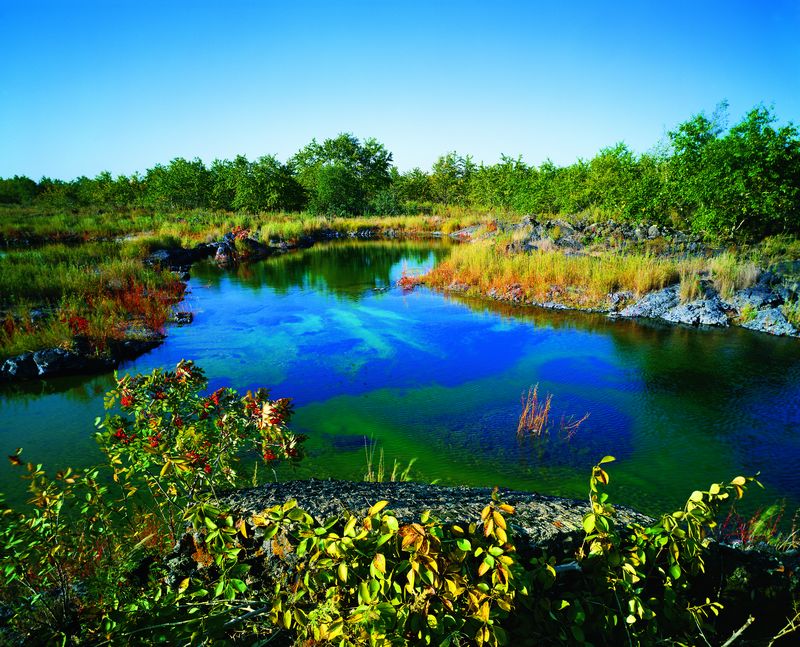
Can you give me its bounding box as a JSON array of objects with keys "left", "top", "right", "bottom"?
[
  {"left": 178, "top": 577, "right": 190, "bottom": 593},
  {"left": 372, "top": 553, "right": 386, "bottom": 574},
  {"left": 731, "top": 476, "right": 746, "bottom": 486},
  {"left": 492, "top": 510, "right": 507, "bottom": 530},
  {"left": 368, "top": 500, "right": 389, "bottom": 516}
]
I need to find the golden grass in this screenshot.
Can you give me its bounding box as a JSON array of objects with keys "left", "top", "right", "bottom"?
[{"left": 424, "top": 242, "right": 680, "bottom": 308}]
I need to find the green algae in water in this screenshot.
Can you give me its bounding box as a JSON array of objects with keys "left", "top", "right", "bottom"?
[{"left": 2, "top": 240, "right": 800, "bottom": 517}]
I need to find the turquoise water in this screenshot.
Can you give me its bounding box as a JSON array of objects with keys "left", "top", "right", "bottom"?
[{"left": 2, "top": 240, "right": 800, "bottom": 515}]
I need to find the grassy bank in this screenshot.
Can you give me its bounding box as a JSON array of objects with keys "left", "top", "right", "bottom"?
[
  {"left": 0, "top": 204, "right": 494, "bottom": 247},
  {"left": 421, "top": 240, "right": 764, "bottom": 311},
  {"left": 0, "top": 242, "right": 184, "bottom": 358}
]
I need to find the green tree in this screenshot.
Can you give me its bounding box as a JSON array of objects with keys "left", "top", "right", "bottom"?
[
  {"left": 292, "top": 133, "right": 393, "bottom": 215},
  {"left": 430, "top": 152, "right": 475, "bottom": 204},
  {"left": 668, "top": 103, "right": 800, "bottom": 237},
  {"left": 234, "top": 155, "right": 305, "bottom": 213},
  {"left": 0, "top": 175, "right": 40, "bottom": 204},
  {"left": 144, "top": 157, "right": 212, "bottom": 209}
]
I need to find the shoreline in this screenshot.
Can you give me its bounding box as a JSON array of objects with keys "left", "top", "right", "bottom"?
[{"left": 3, "top": 217, "right": 799, "bottom": 384}]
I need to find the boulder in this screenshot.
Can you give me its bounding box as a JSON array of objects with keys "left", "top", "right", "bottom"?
[
  {"left": 0, "top": 348, "right": 115, "bottom": 382},
  {"left": 740, "top": 307, "right": 797, "bottom": 337},
  {"left": 661, "top": 294, "right": 730, "bottom": 327},
  {"left": 0, "top": 352, "right": 38, "bottom": 380},
  {"left": 731, "top": 285, "right": 782, "bottom": 312},
  {"left": 619, "top": 285, "right": 680, "bottom": 319}
]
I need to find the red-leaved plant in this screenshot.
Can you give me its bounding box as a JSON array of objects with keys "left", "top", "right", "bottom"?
[{"left": 97, "top": 359, "right": 305, "bottom": 539}]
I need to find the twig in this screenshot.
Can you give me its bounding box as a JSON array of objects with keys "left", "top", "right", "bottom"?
[{"left": 720, "top": 615, "right": 754, "bottom": 647}]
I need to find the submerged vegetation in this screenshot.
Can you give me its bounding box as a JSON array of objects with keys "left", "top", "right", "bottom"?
[{"left": 1, "top": 362, "right": 797, "bottom": 645}]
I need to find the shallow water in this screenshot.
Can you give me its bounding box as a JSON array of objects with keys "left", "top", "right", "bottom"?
[{"left": 2, "top": 240, "right": 800, "bottom": 515}]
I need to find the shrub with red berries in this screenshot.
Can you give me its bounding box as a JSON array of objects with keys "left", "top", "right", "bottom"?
[{"left": 97, "top": 360, "right": 305, "bottom": 529}]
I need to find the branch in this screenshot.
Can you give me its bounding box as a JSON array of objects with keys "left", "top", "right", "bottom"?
[{"left": 721, "top": 615, "right": 754, "bottom": 647}]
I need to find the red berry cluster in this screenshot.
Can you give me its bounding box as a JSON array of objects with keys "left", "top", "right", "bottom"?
[{"left": 114, "top": 428, "right": 134, "bottom": 445}]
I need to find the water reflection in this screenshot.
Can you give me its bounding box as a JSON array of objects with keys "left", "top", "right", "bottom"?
[{"left": 192, "top": 240, "right": 452, "bottom": 299}]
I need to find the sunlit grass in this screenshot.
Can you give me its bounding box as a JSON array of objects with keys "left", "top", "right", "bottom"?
[
  {"left": 423, "top": 242, "right": 681, "bottom": 308},
  {"left": 0, "top": 242, "right": 183, "bottom": 357}
]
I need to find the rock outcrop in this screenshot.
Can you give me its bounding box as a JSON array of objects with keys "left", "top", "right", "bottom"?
[{"left": 223, "top": 479, "right": 651, "bottom": 557}]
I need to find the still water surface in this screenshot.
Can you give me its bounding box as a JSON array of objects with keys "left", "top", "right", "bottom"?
[{"left": 2, "top": 241, "right": 799, "bottom": 514}]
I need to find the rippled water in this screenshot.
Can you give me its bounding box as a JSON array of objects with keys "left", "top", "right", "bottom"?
[{"left": 2, "top": 240, "right": 800, "bottom": 515}]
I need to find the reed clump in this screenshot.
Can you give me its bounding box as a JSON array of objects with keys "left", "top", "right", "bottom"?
[{"left": 517, "top": 383, "right": 590, "bottom": 439}]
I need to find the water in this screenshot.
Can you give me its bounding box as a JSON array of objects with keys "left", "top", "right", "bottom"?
[{"left": 2, "top": 240, "right": 800, "bottom": 516}]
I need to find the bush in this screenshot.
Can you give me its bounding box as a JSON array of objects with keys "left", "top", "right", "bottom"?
[{"left": 1, "top": 363, "right": 794, "bottom": 646}]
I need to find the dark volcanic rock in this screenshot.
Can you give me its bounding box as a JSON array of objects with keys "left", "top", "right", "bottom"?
[
  {"left": 1, "top": 348, "right": 115, "bottom": 382},
  {"left": 223, "top": 479, "right": 652, "bottom": 556},
  {"left": 731, "top": 285, "right": 783, "bottom": 311},
  {"left": 0, "top": 352, "right": 38, "bottom": 380},
  {"left": 147, "top": 244, "right": 216, "bottom": 269}
]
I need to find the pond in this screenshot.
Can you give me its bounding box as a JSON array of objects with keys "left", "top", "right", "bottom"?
[{"left": 2, "top": 240, "right": 800, "bottom": 515}]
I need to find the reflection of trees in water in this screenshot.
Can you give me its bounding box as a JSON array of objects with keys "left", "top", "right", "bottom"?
[
  {"left": 0, "top": 371, "right": 116, "bottom": 404},
  {"left": 448, "top": 292, "right": 800, "bottom": 401},
  {"left": 195, "top": 241, "right": 453, "bottom": 300}
]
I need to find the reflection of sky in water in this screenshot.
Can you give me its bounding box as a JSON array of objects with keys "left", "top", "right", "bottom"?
[{"left": 2, "top": 240, "right": 800, "bottom": 516}]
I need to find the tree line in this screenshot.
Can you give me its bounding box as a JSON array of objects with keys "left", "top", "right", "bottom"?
[{"left": 2, "top": 103, "right": 798, "bottom": 239}]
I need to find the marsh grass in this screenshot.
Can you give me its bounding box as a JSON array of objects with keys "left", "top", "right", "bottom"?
[
  {"left": 517, "top": 384, "right": 590, "bottom": 440},
  {"left": 0, "top": 242, "right": 184, "bottom": 357},
  {"left": 709, "top": 252, "right": 760, "bottom": 298},
  {"left": 363, "top": 438, "right": 416, "bottom": 483},
  {"left": 424, "top": 242, "right": 680, "bottom": 308}
]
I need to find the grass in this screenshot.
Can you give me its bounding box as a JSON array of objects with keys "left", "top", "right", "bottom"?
[
  {"left": 422, "top": 235, "right": 769, "bottom": 310},
  {"left": 517, "top": 384, "right": 589, "bottom": 440},
  {"left": 0, "top": 241, "right": 184, "bottom": 358},
  {"left": 363, "top": 437, "right": 416, "bottom": 483},
  {"left": 0, "top": 204, "right": 496, "bottom": 249},
  {"left": 783, "top": 300, "right": 800, "bottom": 328},
  {"left": 424, "top": 241, "right": 681, "bottom": 308}
]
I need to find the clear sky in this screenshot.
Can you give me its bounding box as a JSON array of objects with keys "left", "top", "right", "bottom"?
[{"left": 1, "top": 0, "right": 799, "bottom": 180}]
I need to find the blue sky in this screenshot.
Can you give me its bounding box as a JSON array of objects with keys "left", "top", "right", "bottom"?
[{"left": 1, "top": 0, "right": 799, "bottom": 179}]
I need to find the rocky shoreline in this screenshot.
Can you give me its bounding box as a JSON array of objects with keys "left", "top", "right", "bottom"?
[
  {"left": 441, "top": 216, "right": 800, "bottom": 338},
  {"left": 3, "top": 217, "right": 799, "bottom": 384}
]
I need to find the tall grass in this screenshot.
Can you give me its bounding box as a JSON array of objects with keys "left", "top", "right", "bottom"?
[
  {"left": 424, "top": 242, "right": 680, "bottom": 308},
  {"left": 0, "top": 242, "right": 183, "bottom": 357}
]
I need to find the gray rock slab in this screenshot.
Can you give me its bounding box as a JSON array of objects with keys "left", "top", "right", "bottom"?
[
  {"left": 661, "top": 295, "right": 730, "bottom": 327},
  {"left": 741, "top": 307, "right": 797, "bottom": 337},
  {"left": 619, "top": 285, "right": 679, "bottom": 319},
  {"left": 731, "top": 285, "right": 783, "bottom": 311}
]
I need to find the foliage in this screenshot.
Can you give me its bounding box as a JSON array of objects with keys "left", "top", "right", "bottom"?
[
  {"left": 3, "top": 102, "right": 799, "bottom": 239},
  {"left": 292, "top": 133, "right": 393, "bottom": 215},
  {"left": 0, "top": 361, "right": 305, "bottom": 644},
  {"left": 574, "top": 457, "right": 761, "bottom": 644},
  {"left": 1, "top": 361, "right": 783, "bottom": 647}
]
